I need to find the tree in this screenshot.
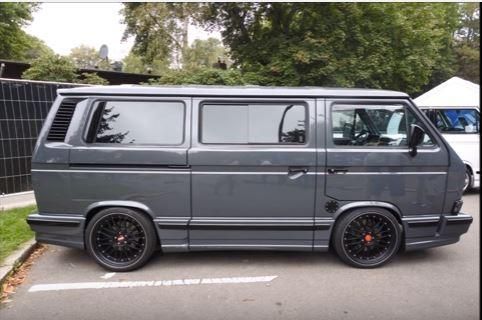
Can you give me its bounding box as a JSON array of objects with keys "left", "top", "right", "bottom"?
[
  {"left": 453, "top": 3, "right": 480, "bottom": 83},
  {"left": 456, "top": 3, "right": 480, "bottom": 46},
  {"left": 22, "top": 35, "right": 55, "bottom": 61},
  {"left": 0, "top": 3, "right": 38, "bottom": 60},
  {"left": 121, "top": 3, "right": 199, "bottom": 68},
  {"left": 69, "top": 45, "right": 99, "bottom": 69},
  {"left": 197, "top": 3, "right": 460, "bottom": 95},
  {"left": 183, "top": 38, "right": 229, "bottom": 70},
  {"left": 68, "top": 45, "right": 111, "bottom": 70},
  {"left": 122, "top": 52, "right": 147, "bottom": 73},
  {"left": 22, "top": 54, "right": 78, "bottom": 82}
]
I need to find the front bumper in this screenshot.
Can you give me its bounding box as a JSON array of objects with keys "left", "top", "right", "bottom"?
[
  {"left": 473, "top": 171, "right": 480, "bottom": 188},
  {"left": 403, "top": 213, "right": 473, "bottom": 250},
  {"left": 27, "top": 213, "right": 86, "bottom": 249}
]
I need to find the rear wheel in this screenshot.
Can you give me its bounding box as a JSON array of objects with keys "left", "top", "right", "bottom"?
[
  {"left": 332, "top": 208, "right": 402, "bottom": 268},
  {"left": 85, "top": 207, "right": 157, "bottom": 271}
]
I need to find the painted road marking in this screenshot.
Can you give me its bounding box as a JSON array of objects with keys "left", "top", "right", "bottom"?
[
  {"left": 28, "top": 275, "right": 278, "bottom": 292},
  {"left": 100, "top": 272, "right": 116, "bottom": 279}
]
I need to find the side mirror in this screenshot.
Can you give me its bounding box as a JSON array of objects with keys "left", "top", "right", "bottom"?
[{"left": 409, "top": 124, "right": 425, "bottom": 157}]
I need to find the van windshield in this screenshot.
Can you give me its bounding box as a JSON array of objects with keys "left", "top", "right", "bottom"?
[{"left": 423, "top": 108, "right": 480, "bottom": 134}]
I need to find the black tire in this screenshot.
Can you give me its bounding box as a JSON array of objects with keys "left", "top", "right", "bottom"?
[
  {"left": 85, "top": 207, "right": 157, "bottom": 272},
  {"left": 463, "top": 168, "right": 472, "bottom": 192},
  {"left": 332, "top": 208, "right": 402, "bottom": 268}
]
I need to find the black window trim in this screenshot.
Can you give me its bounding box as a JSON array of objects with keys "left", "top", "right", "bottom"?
[
  {"left": 198, "top": 100, "right": 310, "bottom": 146},
  {"left": 82, "top": 98, "right": 187, "bottom": 147}
]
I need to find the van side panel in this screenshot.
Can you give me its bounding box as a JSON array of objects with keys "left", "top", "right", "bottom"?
[{"left": 31, "top": 98, "right": 89, "bottom": 214}]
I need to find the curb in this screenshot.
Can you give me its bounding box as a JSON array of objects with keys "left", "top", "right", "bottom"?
[{"left": 0, "top": 239, "right": 38, "bottom": 286}]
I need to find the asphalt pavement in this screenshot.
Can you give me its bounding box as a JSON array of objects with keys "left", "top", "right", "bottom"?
[{"left": 0, "top": 192, "right": 479, "bottom": 320}]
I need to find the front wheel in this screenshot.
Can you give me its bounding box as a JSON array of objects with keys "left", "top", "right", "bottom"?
[
  {"left": 332, "top": 208, "right": 402, "bottom": 268},
  {"left": 85, "top": 207, "right": 157, "bottom": 271},
  {"left": 463, "top": 168, "right": 472, "bottom": 192}
]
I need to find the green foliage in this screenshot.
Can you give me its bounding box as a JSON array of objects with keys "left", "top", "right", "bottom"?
[
  {"left": 453, "top": 3, "right": 480, "bottom": 84},
  {"left": 22, "top": 53, "right": 110, "bottom": 84},
  {"left": 122, "top": 3, "right": 199, "bottom": 67},
  {"left": 0, "top": 3, "right": 38, "bottom": 60},
  {"left": 150, "top": 67, "right": 248, "bottom": 85},
  {"left": 454, "top": 45, "right": 480, "bottom": 84},
  {"left": 456, "top": 3, "right": 480, "bottom": 46},
  {"left": 69, "top": 45, "right": 111, "bottom": 70},
  {"left": 123, "top": 3, "right": 478, "bottom": 91},
  {"left": 22, "top": 34, "right": 54, "bottom": 62},
  {"left": 69, "top": 45, "right": 99, "bottom": 69},
  {"left": 0, "top": 205, "right": 36, "bottom": 262},
  {"left": 122, "top": 37, "right": 229, "bottom": 75},
  {"left": 183, "top": 38, "right": 228, "bottom": 70},
  {"left": 122, "top": 52, "right": 147, "bottom": 73},
  {"left": 22, "top": 54, "right": 78, "bottom": 83},
  {"left": 78, "top": 72, "right": 108, "bottom": 85},
  {"left": 197, "top": 3, "right": 461, "bottom": 95}
]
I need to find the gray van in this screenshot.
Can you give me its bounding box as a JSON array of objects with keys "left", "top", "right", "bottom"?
[{"left": 27, "top": 86, "right": 472, "bottom": 271}]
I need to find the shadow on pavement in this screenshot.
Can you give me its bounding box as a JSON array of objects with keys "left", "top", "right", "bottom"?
[{"left": 52, "top": 245, "right": 453, "bottom": 272}]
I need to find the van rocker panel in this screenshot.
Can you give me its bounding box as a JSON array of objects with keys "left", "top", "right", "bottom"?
[{"left": 27, "top": 211, "right": 472, "bottom": 252}]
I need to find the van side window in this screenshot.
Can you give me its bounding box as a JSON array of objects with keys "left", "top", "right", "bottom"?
[
  {"left": 89, "top": 101, "right": 184, "bottom": 145},
  {"left": 423, "top": 108, "right": 480, "bottom": 134},
  {"left": 332, "top": 104, "right": 434, "bottom": 147},
  {"left": 201, "top": 104, "right": 306, "bottom": 144}
]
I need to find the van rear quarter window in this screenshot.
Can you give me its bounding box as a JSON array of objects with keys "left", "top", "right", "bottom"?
[
  {"left": 201, "top": 103, "right": 306, "bottom": 144},
  {"left": 89, "top": 101, "right": 184, "bottom": 145}
]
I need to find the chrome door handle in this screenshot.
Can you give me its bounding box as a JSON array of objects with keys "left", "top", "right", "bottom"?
[{"left": 288, "top": 167, "right": 308, "bottom": 180}]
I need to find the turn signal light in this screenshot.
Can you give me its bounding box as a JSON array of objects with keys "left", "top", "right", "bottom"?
[{"left": 452, "top": 200, "right": 463, "bottom": 214}]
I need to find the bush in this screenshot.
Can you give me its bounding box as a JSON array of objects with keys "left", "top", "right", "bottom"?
[
  {"left": 149, "top": 67, "right": 261, "bottom": 86},
  {"left": 22, "top": 54, "right": 78, "bottom": 83},
  {"left": 77, "top": 72, "right": 108, "bottom": 85}
]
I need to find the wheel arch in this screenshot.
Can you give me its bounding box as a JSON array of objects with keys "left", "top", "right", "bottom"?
[
  {"left": 84, "top": 201, "right": 156, "bottom": 226},
  {"left": 333, "top": 201, "right": 403, "bottom": 224},
  {"left": 464, "top": 162, "right": 474, "bottom": 175}
]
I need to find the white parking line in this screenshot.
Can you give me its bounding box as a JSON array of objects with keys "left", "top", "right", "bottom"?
[
  {"left": 28, "top": 275, "right": 278, "bottom": 293},
  {"left": 100, "top": 272, "right": 116, "bottom": 280}
]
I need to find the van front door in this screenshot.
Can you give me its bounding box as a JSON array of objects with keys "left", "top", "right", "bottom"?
[
  {"left": 188, "top": 98, "right": 317, "bottom": 250},
  {"left": 325, "top": 99, "right": 449, "bottom": 217}
]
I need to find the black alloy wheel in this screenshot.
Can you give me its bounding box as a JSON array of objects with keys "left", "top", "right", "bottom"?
[
  {"left": 85, "top": 207, "right": 157, "bottom": 271},
  {"left": 333, "top": 208, "right": 402, "bottom": 268}
]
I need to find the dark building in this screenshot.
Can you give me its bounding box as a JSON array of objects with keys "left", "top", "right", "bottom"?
[{"left": 0, "top": 59, "right": 160, "bottom": 85}]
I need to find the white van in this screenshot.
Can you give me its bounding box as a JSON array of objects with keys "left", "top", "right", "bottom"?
[{"left": 421, "top": 106, "right": 480, "bottom": 191}]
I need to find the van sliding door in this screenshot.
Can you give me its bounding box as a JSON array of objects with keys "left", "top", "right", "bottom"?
[{"left": 188, "top": 97, "right": 317, "bottom": 250}]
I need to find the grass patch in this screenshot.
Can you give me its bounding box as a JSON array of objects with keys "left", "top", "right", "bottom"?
[{"left": 0, "top": 206, "right": 36, "bottom": 262}]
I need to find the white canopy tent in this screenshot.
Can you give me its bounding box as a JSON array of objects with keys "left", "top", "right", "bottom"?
[{"left": 414, "top": 77, "right": 480, "bottom": 108}]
